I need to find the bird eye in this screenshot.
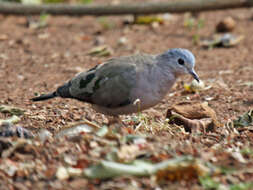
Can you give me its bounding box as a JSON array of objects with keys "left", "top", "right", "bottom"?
[{"left": 178, "top": 58, "right": 185, "bottom": 65}]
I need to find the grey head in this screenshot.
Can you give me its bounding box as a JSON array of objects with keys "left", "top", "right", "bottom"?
[{"left": 157, "top": 48, "right": 199, "bottom": 82}]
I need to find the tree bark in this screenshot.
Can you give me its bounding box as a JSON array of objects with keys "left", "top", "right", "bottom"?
[{"left": 0, "top": 0, "right": 252, "bottom": 16}]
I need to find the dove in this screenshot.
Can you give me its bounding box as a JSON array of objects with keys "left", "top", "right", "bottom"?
[{"left": 31, "top": 48, "right": 199, "bottom": 116}]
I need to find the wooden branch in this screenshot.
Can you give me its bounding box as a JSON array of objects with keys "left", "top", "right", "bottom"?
[{"left": 0, "top": 0, "right": 252, "bottom": 15}]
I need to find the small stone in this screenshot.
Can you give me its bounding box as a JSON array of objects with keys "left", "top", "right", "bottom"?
[
  {"left": 216, "top": 17, "right": 236, "bottom": 32},
  {"left": 118, "top": 36, "right": 128, "bottom": 46},
  {"left": 56, "top": 166, "right": 69, "bottom": 180}
]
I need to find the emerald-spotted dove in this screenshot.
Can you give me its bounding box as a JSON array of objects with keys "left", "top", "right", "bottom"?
[{"left": 31, "top": 48, "right": 199, "bottom": 116}]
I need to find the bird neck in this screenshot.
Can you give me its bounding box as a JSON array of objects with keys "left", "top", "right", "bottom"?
[
  {"left": 150, "top": 57, "right": 176, "bottom": 97},
  {"left": 155, "top": 54, "right": 176, "bottom": 77}
]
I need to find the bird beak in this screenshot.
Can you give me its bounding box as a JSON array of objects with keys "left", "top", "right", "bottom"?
[{"left": 189, "top": 69, "right": 200, "bottom": 82}]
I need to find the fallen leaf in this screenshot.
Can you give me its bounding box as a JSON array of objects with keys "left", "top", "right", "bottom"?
[
  {"left": 233, "top": 109, "right": 253, "bottom": 128},
  {"left": 0, "top": 105, "right": 25, "bottom": 116},
  {"left": 88, "top": 45, "right": 113, "bottom": 57},
  {"left": 134, "top": 16, "right": 164, "bottom": 25},
  {"left": 155, "top": 158, "right": 210, "bottom": 182},
  {"left": 201, "top": 33, "right": 244, "bottom": 48},
  {"left": 0, "top": 115, "right": 21, "bottom": 125},
  {"left": 56, "top": 120, "right": 100, "bottom": 139},
  {"left": 166, "top": 102, "right": 220, "bottom": 132},
  {"left": 83, "top": 156, "right": 218, "bottom": 180}
]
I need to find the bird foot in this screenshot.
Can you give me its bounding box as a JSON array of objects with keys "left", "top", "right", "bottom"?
[{"left": 106, "top": 116, "right": 127, "bottom": 131}]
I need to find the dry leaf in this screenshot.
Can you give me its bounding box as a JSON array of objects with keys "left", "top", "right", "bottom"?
[
  {"left": 156, "top": 159, "right": 209, "bottom": 182},
  {"left": 167, "top": 102, "right": 220, "bottom": 132},
  {"left": 88, "top": 45, "right": 113, "bottom": 57},
  {"left": 134, "top": 16, "right": 164, "bottom": 25},
  {"left": 0, "top": 105, "right": 25, "bottom": 116},
  {"left": 84, "top": 156, "right": 219, "bottom": 180},
  {"left": 56, "top": 120, "right": 100, "bottom": 139}
]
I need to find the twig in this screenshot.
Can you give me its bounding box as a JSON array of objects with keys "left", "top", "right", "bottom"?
[{"left": 0, "top": 0, "right": 252, "bottom": 16}]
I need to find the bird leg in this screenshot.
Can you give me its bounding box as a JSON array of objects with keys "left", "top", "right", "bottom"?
[{"left": 107, "top": 115, "right": 123, "bottom": 126}]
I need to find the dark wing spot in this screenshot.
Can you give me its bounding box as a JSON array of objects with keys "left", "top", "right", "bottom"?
[
  {"left": 93, "top": 77, "right": 104, "bottom": 92},
  {"left": 79, "top": 73, "right": 95, "bottom": 89}
]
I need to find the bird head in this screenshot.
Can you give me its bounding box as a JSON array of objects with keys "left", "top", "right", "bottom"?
[{"left": 159, "top": 48, "right": 199, "bottom": 82}]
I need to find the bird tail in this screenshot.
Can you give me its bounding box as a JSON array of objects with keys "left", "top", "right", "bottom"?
[{"left": 31, "top": 92, "right": 57, "bottom": 101}]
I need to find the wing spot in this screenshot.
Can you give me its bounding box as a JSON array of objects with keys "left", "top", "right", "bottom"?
[
  {"left": 93, "top": 77, "right": 104, "bottom": 92},
  {"left": 79, "top": 73, "right": 95, "bottom": 89}
]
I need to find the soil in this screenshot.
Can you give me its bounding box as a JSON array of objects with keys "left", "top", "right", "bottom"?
[{"left": 1, "top": 7, "right": 253, "bottom": 190}]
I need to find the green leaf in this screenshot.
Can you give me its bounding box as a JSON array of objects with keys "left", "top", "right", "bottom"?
[
  {"left": 230, "top": 183, "right": 253, "bottom": 190},
  {"left": 97, "top": 17, "right": 115, "bottom": 30},
  {"left": 43, "top": 0, "right": 64, "bottom": 3},
  {"left": 199, "top": 176, "right": 220, "bottom": 190},
  {"left": 81, "top": 0, "right": 92, "bottom": 4},
  {"left": 197, "top": 18, "right": 205, "bottom": 29},
  {"left": 241, "top": 147, "right": 253, "bottom": 157}
]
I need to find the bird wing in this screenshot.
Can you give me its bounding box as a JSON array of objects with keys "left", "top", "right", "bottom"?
[{"left": 68, "top": 55, "right": 142, "bottom": 108}]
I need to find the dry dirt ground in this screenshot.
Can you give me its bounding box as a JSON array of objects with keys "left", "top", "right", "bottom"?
[{"left": 1, "top": 7, "right": 253, "bottom": 190}]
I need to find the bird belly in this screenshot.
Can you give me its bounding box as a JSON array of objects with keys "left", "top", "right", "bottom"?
[
  {"left": 91, "top": 94, "right": 161, "bottom": 116},
  {"left": 92, "top": 104, "right": 139, "bottom": 116}
]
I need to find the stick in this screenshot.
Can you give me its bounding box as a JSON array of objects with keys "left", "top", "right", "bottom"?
[{"left": 0, "top": 0, "right": 252, "bottom": 16}]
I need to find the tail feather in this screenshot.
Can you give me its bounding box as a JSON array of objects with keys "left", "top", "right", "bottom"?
[{"left": 31, "top": 92, "right": 57, "bottom": 101}]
